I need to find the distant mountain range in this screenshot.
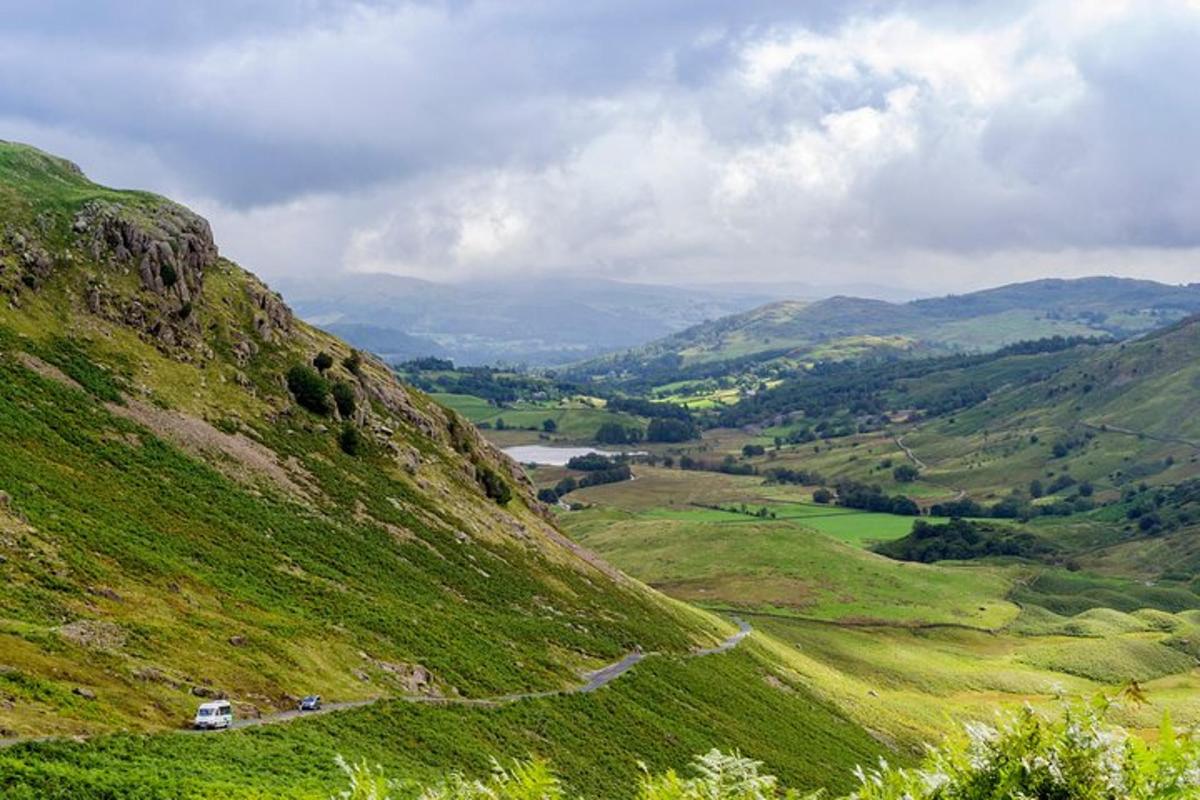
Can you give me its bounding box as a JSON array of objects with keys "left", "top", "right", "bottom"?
[
  {"left": 273, "top": 274, "right": 914, "bottom": 366},
  {"left": 572, "top": 277, "right": 1200, "bottom": 380}
]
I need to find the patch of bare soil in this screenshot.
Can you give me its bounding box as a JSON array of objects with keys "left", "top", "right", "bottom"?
[{"left": 105, "top": 399, "right": 316, "bottom": 502}]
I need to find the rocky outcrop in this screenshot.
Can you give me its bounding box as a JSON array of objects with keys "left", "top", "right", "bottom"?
[
  {"left": 73, "top": 200, "right": 217, "bottom": 303},
  {"left": 67, "top": 200, "right": 218, "bottom": 353},
  {"left": 246, "top": 277, "right": 293, "bottom": 343}
]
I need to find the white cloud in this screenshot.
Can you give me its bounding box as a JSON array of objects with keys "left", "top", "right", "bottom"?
[{"left": 4, "top": 0, "right": 1199, "bottom": 291}]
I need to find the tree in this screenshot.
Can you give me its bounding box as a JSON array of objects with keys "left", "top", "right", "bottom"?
[
  {"left": 313, "top": 351, "right": 334, "bottom": 373},
  {"left": 742, "top": 444, "right": 766, "bottom": 457},
  {"left": 332, "top": 381, "right": 356, "bottom": 418},
  {"left": 159, "top": 262, "right": 178, "bottom": 289},
  {"left": 495, "top": 417, "right": 507, "bottom": 431},
  {"left": 893, "top": 464, "right": 920, "bottom": 483},
  {"left": 813, "top": 488, "right": 834, "bottom": 504},
  {"left": 1029, "top": 479, "right": 1044, "bottom": 498},
  {"left": 542, "top": 418, "right": 557, "bottom": 433},
  {"left": 286, "top": 365, "right": 332, "bottom": 415},
  {"left": 536, "top": 488, "right": 559, "bottom": 504}
]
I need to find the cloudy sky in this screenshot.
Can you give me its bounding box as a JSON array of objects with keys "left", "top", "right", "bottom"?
[{"left": 3, "top": 0, "right": 1198, "bottom": 292}]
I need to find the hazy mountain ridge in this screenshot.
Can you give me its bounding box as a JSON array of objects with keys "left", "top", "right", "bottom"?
[{"left": 574, "top": 276, "right": 1200, "bottom": 379}]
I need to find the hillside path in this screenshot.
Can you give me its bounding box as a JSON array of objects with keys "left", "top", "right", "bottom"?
[{"left": 0, "top": 619, "right": 751, "bottom": 747}]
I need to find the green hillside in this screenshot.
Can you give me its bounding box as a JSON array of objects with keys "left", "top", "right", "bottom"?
[
  {"left": 571, "top": 277, "right": 1200, "bottom": 393},
  {"left": 0, "top": 141, "right": 899, "bottom": 797}
]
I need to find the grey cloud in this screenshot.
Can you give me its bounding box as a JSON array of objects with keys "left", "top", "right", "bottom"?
[{"left": 0, "top": 1, "right": 1197, "bottom": 288}]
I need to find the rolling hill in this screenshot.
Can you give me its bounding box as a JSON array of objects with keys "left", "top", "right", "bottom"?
[
  {"left": 574, "top": 277, "right": 1200, "bottom": 383},
  {"left": 0, "top": 142, "right": 890, "bottom": 796}
]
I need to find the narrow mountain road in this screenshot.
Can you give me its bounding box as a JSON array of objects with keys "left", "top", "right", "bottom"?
[
  {"left": 0, "top": 618, "right": 752, "bottom": 747},
  {"left": 894, "top": 434, "right": 927, "bottom": 470}
]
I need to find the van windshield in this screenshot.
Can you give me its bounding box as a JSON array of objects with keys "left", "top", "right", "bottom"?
[{"left": 197, "top": 708, "right": 212, "bottom": 717}]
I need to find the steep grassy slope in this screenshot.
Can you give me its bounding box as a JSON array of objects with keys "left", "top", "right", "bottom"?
[
  {"left": 0, "top": 141, "right": 741, "bottom": 739},
  {"left": 0, "top": 646, "right": 889, "bottom": 799}
]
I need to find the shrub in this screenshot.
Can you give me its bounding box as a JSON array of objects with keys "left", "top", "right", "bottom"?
[
  {"left": 286, "top": 365, "right": 332, "bottom": 415},
  {"left": 812, "top": 488, "right": 833, "bottom": 504},
  {"left": 343, "top": 349, "right": 364, "bottom": 375},
  {"left": 339, "top": 424, "right": 362, "bottom": 456},
  {"left": 329, "top": 701, "right": 1200, "bottom": 798},
  {"left": 313, "top": 351, "right": 335, "bottom": 373},
  {"left": 542, "top": 418, "right": 557, "bottom": 433},
  {"left": 332, "top": 381, "right": 357, "bottom": 417},
  {"left": 537, "top": 488, "right": 559, "bottom": 504},
  {"left": 892, "top": 464, "right": 919, "bottom": 483},
  {"left": 159, "top": 262, "right": 178, "bottom": 288},
  {"left": 477, "top": 465, "right": 512, "bottom": 505}
]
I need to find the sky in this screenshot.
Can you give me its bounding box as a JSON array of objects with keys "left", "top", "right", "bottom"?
[{"left": 2, "top": 0, "right": 1199, "bottom": 293}]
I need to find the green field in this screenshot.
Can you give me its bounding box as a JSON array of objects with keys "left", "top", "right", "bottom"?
[
  {"left": 430, "top": 393, "right": 645, "bottom": 444},
  {"left": 563, "top": 507, "right": 1019, "bottom": 628}
]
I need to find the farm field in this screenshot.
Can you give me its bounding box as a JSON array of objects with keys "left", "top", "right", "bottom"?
[{"left": 430, "top": 393, "right": 644, "bottom": 445}]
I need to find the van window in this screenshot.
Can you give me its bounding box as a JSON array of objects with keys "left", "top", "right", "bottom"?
[{"left": 197, "top": 708, "right": 212, "bottom": 717}]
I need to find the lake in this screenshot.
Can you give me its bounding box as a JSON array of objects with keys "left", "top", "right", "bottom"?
[{"left": 502, "top": 445, "right": 645, "bottom": 466}]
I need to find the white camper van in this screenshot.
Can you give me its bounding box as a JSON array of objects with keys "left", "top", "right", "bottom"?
[{"left": 192, "top": 700, "right": 233, "bottom": 730}]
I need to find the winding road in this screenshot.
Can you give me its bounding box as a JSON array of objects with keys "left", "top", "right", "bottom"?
[{"left": 1, "top": 618, "right": 752, "bottom": 747}]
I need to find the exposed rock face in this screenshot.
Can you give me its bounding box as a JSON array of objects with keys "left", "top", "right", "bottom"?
[
  {"left": 70, "top": 200, "right": 217, "bottom": 353},
  {"left": 246, "top": 276, "right": 292, "bottom": 343},
  {"left": 74, "top": 200, "right": 217, "bottom": 301}
]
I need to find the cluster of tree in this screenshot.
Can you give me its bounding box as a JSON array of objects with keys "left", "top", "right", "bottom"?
[
  {"left": 594, "top": 421, "right": 643, "bottom": 444},
  {"left": 929, "top": 493, "right": 1095, "bottom": 521},
  {"left": 536, "top": 462, "right": 632, "bottom": 504},
  {"left": 695, "top": 502, "right": 776, "bottom": 519},
  {"left": 715, "top": 334, "right": 1102, "bottom": 429},
  {"left": 567, "top": 347, "right": 794, "bottom": 394},
  {"left": 762, "top": 467, "right": 826, "bottom": 485},
  {"left": 645, "top": 416, "right": 700, "bottom": 442},
  {"left": 400, "top": 363, "right": 575, "bottom": 406},
  {"left": 1117, "top": 479, "right": 1200, "bottom": 537},
  {"left": 678, "top": 454, "right": 757, "bottom": 476},
  {"left": 285, "top": 357, "right": 363, "bottom": 455},
  {"left": 832, "top": 479, "right": 921, "bottom": 516},
  {"left": 741, "top": 444, "right": 766, "bottom": 457},
  {"left": 396, "top": 356, "right": 455, "bottom": 371},
  {"left": 605, "top": 396, "right": 692, "bottom": 420},
  {"left": 875, "top": 518, "right": 1056, "bottom": 563},
  {"left": 565, "top": 453, "right": 623, "bottom": 471},
  {"left": 1029, "top": 474, "right": 1091, "bottom": 497}
]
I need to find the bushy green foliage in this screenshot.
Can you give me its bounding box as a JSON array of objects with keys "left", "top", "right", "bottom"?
[
  {"left": 340, "top": 423, "right": 363, "bottom": 456},
  {"left": 333, "top": 380, "right": 357, "bottom": 417},
  {"left": 476, "top": 464, "right": 512, "bottom": 504},
  {"left": 287, "top": 364, "right": 333, "bottom": 415},
  {"left": 876, "top": 519, "right": 1055, "bottom": 564},
  {"left": 645, "top": 417, "right": 699, "bottom": 443},
  {"left": 314, "top": 351, "right": 335, "bottom": 373},
  {"left": 845, "top": 702, "right": 1200, "bottom": 800},
  {"left": 329, "top": 704, "right": 1200, "bottom": 800},
  {"left": 596, "top": 421, "right": 643, "bottom": 445}
]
